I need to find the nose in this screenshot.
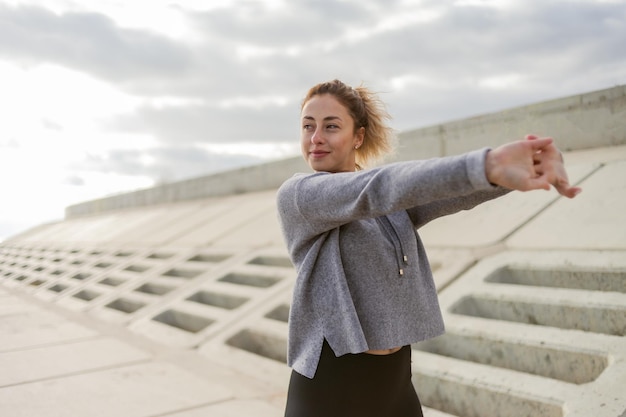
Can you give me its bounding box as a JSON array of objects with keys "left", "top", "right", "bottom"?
[{"left": 311, "top": 127, "right": 324, "bottom": 144}]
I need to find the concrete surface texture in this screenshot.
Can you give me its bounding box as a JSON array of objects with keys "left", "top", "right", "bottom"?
[{"left": 1, "top": 85, "right": 625, "bottom": 417}]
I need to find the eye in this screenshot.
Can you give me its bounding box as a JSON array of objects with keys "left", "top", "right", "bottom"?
[
  {"left": 326, "top": 124, "right": 339, "bottom": 129},
  {"left": 302, "top": 124, "right": 313, "bottom": 130}
]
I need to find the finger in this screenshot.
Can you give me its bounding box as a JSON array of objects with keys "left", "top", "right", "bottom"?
[
  {"left": 554, "top": 180, "right": 583, "bottom": 198},
  {"left": 525, "top": 134, "right": 554, "bottom": 142},
  {"left": 556, "top": 185, "right": 582, "bottom": 198},
  {"left": 527, "top": 137, "right": 554, "bottom": 152}
]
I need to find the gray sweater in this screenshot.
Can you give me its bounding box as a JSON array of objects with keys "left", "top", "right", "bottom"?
[{"left": 276, "top": 148, "right": 509, "bottom": 378}]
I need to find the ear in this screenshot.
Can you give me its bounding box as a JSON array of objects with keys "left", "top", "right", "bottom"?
[{"left": 354, "top": 127, "right": 365, "bottom": 149}]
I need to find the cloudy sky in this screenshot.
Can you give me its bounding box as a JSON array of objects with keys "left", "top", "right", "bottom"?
[{"left": 0, "top": 0, "right": 625, "bottom": 241}]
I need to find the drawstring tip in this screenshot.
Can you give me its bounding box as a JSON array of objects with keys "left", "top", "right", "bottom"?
[{"left": 399, "top": 269, "right": 404, "bottom": 276}]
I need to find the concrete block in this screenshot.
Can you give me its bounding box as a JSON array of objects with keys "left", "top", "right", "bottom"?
[
  {"left": 417, "top": 250, "right": 626, "bottom": 417},
  {"left": 413, "top": 350, "right": 567, "bottom": 417},
  {"left": 128, "top": 258, "right": 294, "bottom": 350}
]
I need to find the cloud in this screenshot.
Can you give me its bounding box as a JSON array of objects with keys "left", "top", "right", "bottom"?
[
  {"left": 0, "top": 4, "right": 193, "bottom": 82},
  {"left": 41, "top": 118, "right": 63, "bottom": 131},
  {"left": 26, "top": 0, "right": 616, "bottom": 156},
  {"left": 69, "top": 145, "right": 266, "bottom": 184},
  {"left": 106, "top": 0, "right": 625, "bottom": 138},
  {"left": 105, "top": 98, "right": 300, "bottom": 145},
  {"left": 187, "top": 0, "right": 372, "bottom": 48},
  {"left": 3, "top": 1, "right": 624, "bottom": 101},
  {"left": 62, "top": 174, "right": 85, "bottom": 186}
]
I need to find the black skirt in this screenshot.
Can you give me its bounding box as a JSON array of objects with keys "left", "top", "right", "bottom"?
[{"left": 284, "top": 340, "right": 423, "bottom": 417}]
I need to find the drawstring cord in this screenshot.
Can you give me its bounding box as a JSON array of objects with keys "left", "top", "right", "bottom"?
[{"left": 376, "top": 216, "right": 409, "bottom": 276}]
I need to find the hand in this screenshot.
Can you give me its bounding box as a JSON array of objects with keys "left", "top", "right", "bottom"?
[
  {"left": 524, "top": 134, "right": 582, "bottom": 198},
  {"left": 485, "top": 136, "right": 582, "bottom": 198}
]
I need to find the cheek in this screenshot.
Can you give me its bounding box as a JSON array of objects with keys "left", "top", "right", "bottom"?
[{"left": 300, "top": 134, "right": 309, "bottom": 154}]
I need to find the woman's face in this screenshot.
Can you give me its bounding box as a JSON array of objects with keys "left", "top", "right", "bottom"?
[{"left": 300, "top": 94, "right": 363, "bottom": 173}]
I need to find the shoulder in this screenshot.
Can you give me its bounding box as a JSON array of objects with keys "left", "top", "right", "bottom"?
[
  {"left": 277, "top": 172, "right": 314, "bottom": 212},
  {"left": 277, "top": 172, "right": 332, "bottom": 199}
]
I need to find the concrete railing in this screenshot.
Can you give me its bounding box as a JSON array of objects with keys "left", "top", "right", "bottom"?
[{"left": 66, "top": 84, "right": 626, "bottom": 218}]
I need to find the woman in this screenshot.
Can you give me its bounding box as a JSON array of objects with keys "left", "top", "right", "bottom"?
[{"left": 276, "top": 79, "right": 581, "bottom": 417}]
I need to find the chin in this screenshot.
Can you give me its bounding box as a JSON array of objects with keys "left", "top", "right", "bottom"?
[{"left": 308, "top": 160, "right": 327, "bottom": 172}]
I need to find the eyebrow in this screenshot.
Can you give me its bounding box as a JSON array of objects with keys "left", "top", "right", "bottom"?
[{"left": 302, "top": 115, "right": 342, "bottom": 122}]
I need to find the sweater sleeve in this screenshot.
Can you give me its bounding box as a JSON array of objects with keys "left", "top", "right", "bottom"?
[
  {"left": 404, "top": 147, "right": 512, "bottom": 227},
  {"left": 276, "top": 148, "right": 502, "bottom": 238},
  {"left": 406, "top": 187, "right": 511, "bottom": 229}
]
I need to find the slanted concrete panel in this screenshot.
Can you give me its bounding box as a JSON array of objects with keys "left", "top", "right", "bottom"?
[
  {"left": 0, "top": 337, "right": 149, "bottom": 387},
  {"left": 0, "top": 308, "right": 97, "bottom": 351},
  {"left": 167, "top": 192, "right": 276, "bottom": 247},
  {"left": 212, "top": 206, "right": 284, "bottom": 248},
  {"left": 420, "top": 161, "right": 596, "bottom": 248},
  {"left": 507, "top": 160, "right": 626, "bottom": 250},
  {"left": 10, "top": 220, "right": 75, "bottom": 243},
  {"left": 162, "top": 399, "right": 283, "bottom": 417},
  {"left": 88, "top": 209, "right": 175, "bottom": 244},
  {"left": 105, "top": 204, "right": 204, "bottom": 245},
  {"left": 0, "top": 362, "right": 233, "bottom": 417},
  {"left": 0, "top": 294, "right": 38, "bottom": 317}
]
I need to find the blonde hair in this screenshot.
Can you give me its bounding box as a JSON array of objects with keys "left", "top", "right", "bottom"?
[{"left": 301, "top": 79, "right": 395, "bottom": 169}]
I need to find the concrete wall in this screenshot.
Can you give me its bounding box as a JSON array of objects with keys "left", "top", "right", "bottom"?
[
  {"left": 66, "top": 84, "right": 626, "bottom": 219},
  {"left": 394, "top": 84, "right": 626, "bottom": 161},
  {"left": 66, "top": 157, "right": 309, "bottom": 218}
]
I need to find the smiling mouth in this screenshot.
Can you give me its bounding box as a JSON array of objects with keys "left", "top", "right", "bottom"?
[{"left": 310, "top": 150, "right": 329, "bottom": 157}]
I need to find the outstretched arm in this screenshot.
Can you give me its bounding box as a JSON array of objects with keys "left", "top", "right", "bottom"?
[{"left": 485, "top": 136, "right": 582, "bottom": 198}]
